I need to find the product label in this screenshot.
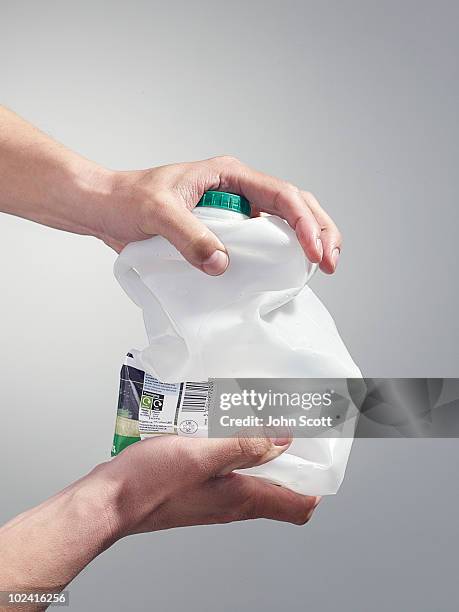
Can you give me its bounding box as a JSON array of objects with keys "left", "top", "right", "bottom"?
[
  {"left": 138, "top": 374, "right": 209, "bottom": 439},
  {"left": 112, "top": 353, "right": 209, "bottom": 456},
  {"left": 111, "top": 353, "right": 361, "bottom": 458}
]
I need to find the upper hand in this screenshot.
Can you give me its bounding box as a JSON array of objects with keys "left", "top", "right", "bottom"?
[{"left": 96, "top": 156, "right": 341, "bottom": 275}]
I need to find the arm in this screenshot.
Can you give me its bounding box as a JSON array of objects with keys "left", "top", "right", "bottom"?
[
  {"left": 0, "top": 435, "right": 319, "bottom": 610},
  {"left": 0, "top": 106, "right": 112, "bottom": 238},
  {"left": 0, "top": 106, "right": 341, "bottom": 274}
]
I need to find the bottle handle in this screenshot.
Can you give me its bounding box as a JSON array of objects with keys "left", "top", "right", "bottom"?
[
  {"left": 114, "top": 258, "right": 153, "bottom": 310},
  {"left": 114, "top": 255, "right": 190, "bottom": 377}
]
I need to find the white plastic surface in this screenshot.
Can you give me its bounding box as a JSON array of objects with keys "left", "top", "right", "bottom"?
[{"left": 114, "top": 207, "right": 361, "bottom": 495}]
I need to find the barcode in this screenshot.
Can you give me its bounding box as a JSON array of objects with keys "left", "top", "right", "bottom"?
[{"left": 181, "top": 382, "right": 209, "bottom": 412}]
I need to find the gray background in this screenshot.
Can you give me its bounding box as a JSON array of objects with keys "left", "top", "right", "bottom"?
[{"left": 1, "top": 0, "right": 458, "bottom": 610}]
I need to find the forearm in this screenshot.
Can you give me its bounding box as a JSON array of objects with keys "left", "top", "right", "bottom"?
[
  {"left": 0, "top": 473, "right": 115, "bottom": 605},
  {"left": 0, "top": 106, "right": 112, "bottom": 237}
]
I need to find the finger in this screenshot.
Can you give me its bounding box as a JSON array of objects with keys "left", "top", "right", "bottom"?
[
  {"left": 301, "top": 190, "right": 342, "bottom": 274},
  {"left": 211, "top": 473, "right": 321, "bottom": 525},
  {"left": 207, "top": 156, "right": 323, "bottom": 263},
  {"left": 240, "top": 477, "right": 320, "bottom": 524},
  {"left": 188, "top": 431, "right": 293, "bottom": 478},
  {"left": 156, "top": 202, "right": 229, "bottom": 276},
  {"left": 153, "top": 474, "right": 320, "bottom": 529}
]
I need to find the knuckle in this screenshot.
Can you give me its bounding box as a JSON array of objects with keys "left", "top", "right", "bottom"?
[
  {"left": 294, "top": 512, "right": 312, "bottom": 526},
  {"left": 237, "top": 435, "right": 271, "bottom": 463},
  {"left": 135, "top": 192, "right": 165, "bottom": 233},
  {"left": 325, "top": 225, "right": 342, "bottom": 245},
  {"left": 217, "top": 154, "right": 241, "bottom": 165},
  {"left": 234, "top": 491, "right": 260, "bottom": 521},
  {"left": 301, "top": 219, "right": 321, "bottom": 242},
  {"left": 283, "top": 181, "right": 300, "bottom": 195},
  {"left": 147, "top": 188, "right": 170, "bottom": 213},
  {"left": 213, "top": 479, "right": 257, "bottom": 524},
  {"left": 226, "top": 502, "right": 256, "bottom": 523},
  {"left": 301, "top": 190, "right": 315, "bottom": 201},
  {"left": 210, "top": 155, "right": 247, "bottom": 193},
  {"left": 293, "top": 503, "right": 315, "bottom": 525},
  {"left": 272, "top": 182, "right": 299, "bottom": 212},
  {"left": 324, "top": 225, "right": 341, "bottom": 242},
  {"left": 238, "top": 502, "right": 258, "bottom": 521},
  {"left": 182, "top": 228, "right": 217, "bottom": 262}
]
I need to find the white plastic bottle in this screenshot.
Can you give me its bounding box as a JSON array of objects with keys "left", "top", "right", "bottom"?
[{"left": 114, "top": 191, "right": 361, "bottom": 495}]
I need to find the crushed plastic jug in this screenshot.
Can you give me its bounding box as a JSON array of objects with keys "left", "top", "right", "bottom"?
[{"left": 113, "top": 191, "right": 361, "bottom": 495}]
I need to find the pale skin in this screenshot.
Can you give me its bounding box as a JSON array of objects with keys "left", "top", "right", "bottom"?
[{"left": 0, "top": 107, "right": 341, "bottom": 608}]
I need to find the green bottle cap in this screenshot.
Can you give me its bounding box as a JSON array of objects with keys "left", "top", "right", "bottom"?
[{"left": 196, "top": 191, "right": 251, "bottom": 217}]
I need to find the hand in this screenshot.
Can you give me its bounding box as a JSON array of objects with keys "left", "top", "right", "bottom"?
[
  {"left": 96, "top": 156, "right": 342, "bottom": 275},
  {"left": 0, "top": 434, "right": 320, "bottom": 596},
  {"left": 0, "top": 109, "right": 341, "bottom": 276},
  {"left": 95, "top": 433, "right": 320, "bottom": 537}
]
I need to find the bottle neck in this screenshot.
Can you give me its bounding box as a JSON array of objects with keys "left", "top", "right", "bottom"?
[{"left": 193, "top": 207, "right": 250, "bottom": 222}]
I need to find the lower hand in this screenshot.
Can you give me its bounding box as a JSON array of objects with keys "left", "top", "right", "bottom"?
[
  {"left": 96, "top": 433, "right": 320, "bottom": 537},
  {"left": 0, "top": 433, "right": 319, "bottom": 599}
]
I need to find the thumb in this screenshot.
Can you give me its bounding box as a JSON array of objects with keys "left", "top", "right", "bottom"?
[
  {"left": 192, "top": 432, "right": 292, "bottom": 478},
  {"left": 158, "top": 205, "right": 229, "bottom": 276}
]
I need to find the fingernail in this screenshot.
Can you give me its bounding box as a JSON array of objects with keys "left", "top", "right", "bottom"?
[
  {"left": 265, "top": 425, "right": 291, "bottom": 447},
  {"left": 202, "top": 250, "right": 229, "bottom": 276},
  {"left": 270, "top": 436, "right": 291, "bottom": 447},
  {"left": 316, "top": 237, "right": 323, "bottom": 259},
  {"left": 332, "top": 247, "right": 340, "bottom": 269}
]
